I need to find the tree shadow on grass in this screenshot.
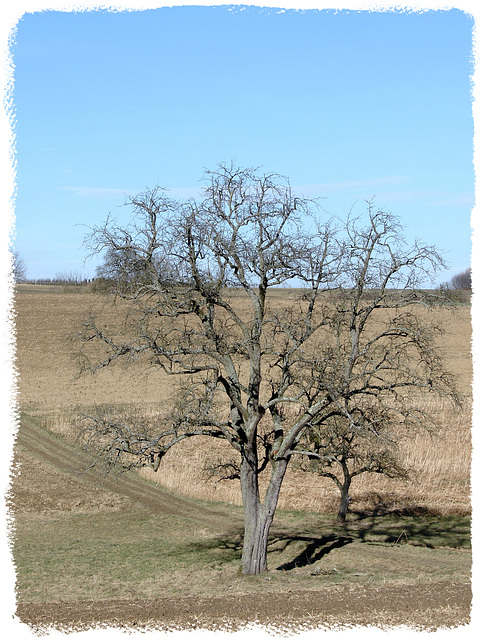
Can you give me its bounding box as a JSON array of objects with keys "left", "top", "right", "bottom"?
[
  {"left": 268, "top": 510, "right": 470, "bottom": 572},
  {"left": 182, "top": 526, "right": 355, "bottom": 571},
  {"left": 180, "top": 501, "right": 470, "bottom": 573},
  {"left": 351, "top": 515, "right": 470, "bottom": 549},
  {"left": 273, "top": 534, "right": 354, "bottom": 571},
  {"left": 348, "top": 494, "right": 471, "bottom": 549}
]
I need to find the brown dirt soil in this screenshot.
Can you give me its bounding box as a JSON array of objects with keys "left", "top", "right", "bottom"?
[
  {"left": 15, "top": 289, "right": 177, "bottom": 411},
  {"left": 16, "top": 581, "right": 471, "bottom": 632},
  {"left": 14, "top": 287, "right": 473, "bottom": 411}
]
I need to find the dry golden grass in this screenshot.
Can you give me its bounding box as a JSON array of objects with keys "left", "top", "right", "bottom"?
[
  {"left": 133, "top": 395, "right": 471, "bottom": 516},
  {"left": 16, "top": 285, "right": 472, "bottom": 516}
]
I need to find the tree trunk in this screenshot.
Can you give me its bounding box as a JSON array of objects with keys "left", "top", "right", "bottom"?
[
  {"left": 336, "top": 480, "right": 351, "bottom": 525},
  {"left": 241, "top": 504, "right": 272, "bottom": 575},
  {"left": 240, "top": 449, "right": 287, "bottom": 575}
]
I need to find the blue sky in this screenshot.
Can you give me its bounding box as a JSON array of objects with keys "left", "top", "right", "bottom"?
[{"left": 10, "top": 5, "right": 475, "bottom": 283}]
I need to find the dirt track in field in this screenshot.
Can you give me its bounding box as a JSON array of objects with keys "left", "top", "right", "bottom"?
[
  {"left": 16, "top": 581, "right": 471, "bottom": 632},
  {"left": 14, "top": 414, "right": 241, "bottom": 528}
]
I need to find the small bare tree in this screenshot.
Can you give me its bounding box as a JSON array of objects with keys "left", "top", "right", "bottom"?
[
  {"left": 12, "top": 251, "right": 27, "bottom": 283},
  {"left": 76, "top": 162, "right": 457, "bottom": 575},
  {"left": 450, "top": 268, "right": 471, "bottom": 290},
  {"left": 299, "top": 411, "right": 410, "bottom": 525}
]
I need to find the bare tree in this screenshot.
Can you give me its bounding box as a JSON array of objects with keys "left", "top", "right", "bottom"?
[
  {"left": 12, "top": 251, "right": 27, "bottom": 283},
  {"left": 299, "top": 410, "right": 410, "bottom": 525},
  {"left": 76, "top": 162, "right": 457, "bottom": 575},
  {"left": 450, "top": 268, "right": 471, "bottom": 290}
]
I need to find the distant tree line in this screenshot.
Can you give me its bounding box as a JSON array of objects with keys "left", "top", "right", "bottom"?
[
  {"left": 439, "top": 267, "right": 471, "bottom": 291},
  {"left": 22, "top": 275, "right": 92, "bottom": 286},
  {"left": 13, "top": 260, "right": 92, "bottom": 287}
]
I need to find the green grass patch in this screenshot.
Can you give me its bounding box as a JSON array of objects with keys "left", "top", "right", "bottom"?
[
  {"left": 14, "top": 502, "right": 471, "bottom": 604},
  {"left": 14, "top": 505, "right": 242, "bottom": 603}
]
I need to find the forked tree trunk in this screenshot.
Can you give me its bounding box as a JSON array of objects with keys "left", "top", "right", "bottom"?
[
  {"left": 241, "top": 504, "right": 272, "bottom": 575},
  {"left": 240, "top": 450, "right": 288, "bottom": 575}
]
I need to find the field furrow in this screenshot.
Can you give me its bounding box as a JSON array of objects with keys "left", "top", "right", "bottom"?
[{"left": 14, "top": 413, "right": 241, "bottom": 527}]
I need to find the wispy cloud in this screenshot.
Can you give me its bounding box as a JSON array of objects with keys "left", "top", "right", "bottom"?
[
  {"left": 59, "top": 183, "right": 473, "bottom": 212},
  {"left": 295, "top": 176, "right": 410, "bottom": 196},
  {"left": 59, "top": 186, "right": 137, "bottom": 199},
  {"left": 430, "top": 194, "right": 475, "bottom": 208},
  {"left": 368, "top": 189, "right": 474, "bottom": 208},
  {"left": 59, "top": 185, "right": 203, "bottom": 200}
]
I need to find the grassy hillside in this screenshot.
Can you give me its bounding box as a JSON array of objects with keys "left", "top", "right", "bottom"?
[
  {"left": 10, "top": 286, "right": 473, "bottom": 630},
  {"left": 15, "top": 286, "right": 472, "bottom": 516}
]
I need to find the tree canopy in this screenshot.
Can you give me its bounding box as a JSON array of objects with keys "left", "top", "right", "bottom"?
[{"left": 77, "top": 162, "right": 458, "bottom": 574}]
